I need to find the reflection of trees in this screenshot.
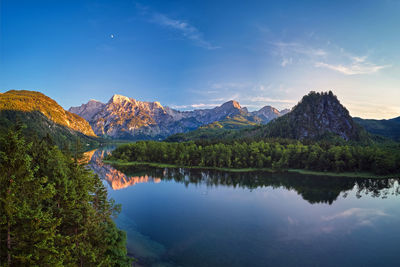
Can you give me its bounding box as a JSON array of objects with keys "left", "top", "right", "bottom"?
[
  {"left": 354, "top": 179, "right": 400, "bottom": 199},
  {"left": 115, "top": 164, "right": 400, "bottom": 205},
  {"left": 85, "top": 149, "right": 400, "bottom": 204}
]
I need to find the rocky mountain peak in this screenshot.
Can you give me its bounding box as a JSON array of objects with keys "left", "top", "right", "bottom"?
[
  {"left": 259, "top": 105, "right": 280, "bottom": 114},
  {"left": 221, "top": 100, "right": 241, "bottom": 110},
  {"left": 68, "top": 99, "right": 105, "bottom": 121},
  {"left": 108, "top": 94, "right": 134, "bottom": 104},
  {"left": 153, "top": 101, "right": 163, "bottom": 109},
  {"left": 250, "top": 105, "right": 286, "bottom": 123},
  {"left": 261, "top": 91, "right": 365, "bottom": 141},
  {"left": 69, "top": 94, "right": 289, "bottom": 140},
  {"left": 109, "top": 94, "right": 132, "bottom": 104},
  {"left": 280, "top": 108, "right": 291, "bottom": 115}
]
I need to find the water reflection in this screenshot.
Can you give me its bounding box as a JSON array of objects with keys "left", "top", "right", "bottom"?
[
  {"left": 85, "top": 149, "right": 400, "bottom": 204},
  {"left": 84, "top": 149, "right": 161, "bottom": 190},
  {"left": 85, "top": 148, "right": 400, "bottom": 267}
]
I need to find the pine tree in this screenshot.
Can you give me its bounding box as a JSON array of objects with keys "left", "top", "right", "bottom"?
[{"left": 0, "top": 127, "right": 60, "bottom": 266}]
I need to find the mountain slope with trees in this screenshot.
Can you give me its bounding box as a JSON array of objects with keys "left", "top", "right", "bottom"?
[
  {"left": 0, "top": 90, "right": 99, "bottom": 147},
  {"left": 0, "top": 126, "right": 131, "bottom": 266},
  {"left": 243, "top": 91, "right": 369, "bottom": 142},
  {"left": 354, "top": 116, "right": 400, "bottom": 141}
]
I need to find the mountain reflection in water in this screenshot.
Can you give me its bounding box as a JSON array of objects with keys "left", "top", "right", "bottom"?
[
  {"left": 84, "top": 149, "right": 161, "bottom": 190},
  {"left": 85, "top": 148, "right": 400, "bottom": 205},
  {"left": 84, "top": 148, "right": 400, "bottom": 267}
]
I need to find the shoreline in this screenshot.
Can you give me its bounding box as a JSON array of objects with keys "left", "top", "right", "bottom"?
[{"left": 103, "top": 160, "right": 399, "bottom": 179}]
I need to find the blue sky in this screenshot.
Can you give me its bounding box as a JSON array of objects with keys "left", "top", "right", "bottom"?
[{"left": 1, "top": 0, "right": 399, "bottom": 118}]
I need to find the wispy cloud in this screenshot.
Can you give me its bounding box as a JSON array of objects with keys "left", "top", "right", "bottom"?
[
  {"left": 211, "top": 82, "right": 251, "bottom": 89},
  {"left": 247, "top": 96, "right": 296, "bottom": 104},
  {"left": 322, "top": 208, "right": 388, "bottom": 222},
  {"left": 271, "top": 42, "right": 327, "bottom": 67},
  {"left": 170, "top": 103, "right": 218, "bottom": 109},
  {"left": 315, "top": 59, "right": 390, "bottom": 75},
  {"left": 270, "top": 40, "right": 390, "bottom": 75},
  {"left": 281, "top": 57, "right": 293, "bottom": 67},
  {"left": 135, "top": 3, "right": 219, "bottom": 50},
  {"left": 151, "top": 13, "right": 219, "bottom": 50}
]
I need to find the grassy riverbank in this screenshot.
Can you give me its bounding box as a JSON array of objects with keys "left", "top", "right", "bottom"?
[{"left": 104, "top": 160, "right": 398, "bottom": 179}]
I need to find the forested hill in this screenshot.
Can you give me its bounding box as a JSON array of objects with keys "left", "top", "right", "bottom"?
[
  {"left": 0, "top": 90, "right": 99, "bottom": 147},
  {"left": 354, "top": 116, "right": 400, "bottom": 141},
  {"left": 240, "top": 91, "right": 369, "bottom": 142}
]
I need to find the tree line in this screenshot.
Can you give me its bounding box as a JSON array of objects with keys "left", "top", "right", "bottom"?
[
  {"left": 108, "top": 140, "right": 400, "bottom": 175},
  {"left": 0, "top": 126, "right": 131, "bottom": 266}
]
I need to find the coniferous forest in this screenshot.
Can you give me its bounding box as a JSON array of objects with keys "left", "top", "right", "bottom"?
[
  {"left": 108, "top": 140, "right": 400, "bottom": 175},
  {"left": 0, "top": 126, "right": 131, "bottom": 266}
]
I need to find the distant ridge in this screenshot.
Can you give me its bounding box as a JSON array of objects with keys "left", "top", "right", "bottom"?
[{"left": 354, "top": 116, "right": 400, "bottom": 141}]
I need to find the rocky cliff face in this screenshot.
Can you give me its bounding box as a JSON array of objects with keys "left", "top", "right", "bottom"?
[
  {"left": 68, "top": 100, "right": 105, "bottom": 121},
  {"left": 250, "top": 106, "right": 286, "bottom": 123},
  {"left": 259, "top": 91, "right": 366, "bottom": 141},
  {"left": 0, "top": 90, "right": 96, "bottom": 137},
  {"left": 70, "top": 94, "right": 288, "bottom": 140}
]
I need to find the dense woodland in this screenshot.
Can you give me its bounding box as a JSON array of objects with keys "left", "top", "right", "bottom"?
[
  {"left": 0, "top": 126, "right": 131, "bottom": 266},
  {"left": 108, "top": 140, "right": 400, "bottom": 175}
]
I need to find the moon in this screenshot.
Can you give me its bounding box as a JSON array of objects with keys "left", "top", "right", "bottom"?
[{"left": 110, "top": 34, "right": 114, "bottom": 39}]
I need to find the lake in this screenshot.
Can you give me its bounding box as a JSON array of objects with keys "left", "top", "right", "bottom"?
[{"left": 86, "top": 148, "right": 400, "bottom": 267}]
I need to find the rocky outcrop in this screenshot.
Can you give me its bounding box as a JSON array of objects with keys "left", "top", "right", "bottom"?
[
  {"left": 250, "top": 105, "right": 286, "bottom": 123},
  {"left": 258, "top": 91, "right": 367, "bottom": 141},
  {"left": 68, "top": 100, "right": 105, "bottom": 121}
]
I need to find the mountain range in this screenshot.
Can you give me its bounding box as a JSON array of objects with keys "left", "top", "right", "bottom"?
[
  {"left": 167, "top": 91, "right": 371, "bottom": 143},
  {"left": 1, "top": 89, "right": 399, "bottom": 145},
  {"left": 69, "top": 95, "right": 289, "bottom": 140}
]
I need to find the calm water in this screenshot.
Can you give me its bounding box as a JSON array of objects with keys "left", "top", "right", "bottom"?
[{"left": 86, "top": 148, "right": 400, "bottom": 267}]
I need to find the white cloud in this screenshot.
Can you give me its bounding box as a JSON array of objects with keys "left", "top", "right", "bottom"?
[
  {"left": 322, "top": 208, "right": 388, "bottom": 221},
  {"left": 315, "top": 61, "right": 390, "bottom": 75},
  {"left": 270, "top": 40, "right": 390, "bottom": 75},
  {"left": 272, "top": 41, "right": 327, "bottom": 60},
  {"left": 211, "top": 82, "right": 251, "bottom": 89},
  {"left": 151, "top": 13, "right": 219, "bottom": 50},
  {"left": 281, "top": 57, "right": 292, "bottom": 67},
  {"left": 170, "top": 103, "right": 218, "bottom": 109},
  {"left": 247, "top": 96, "right": 296, "bottom": 104}
]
